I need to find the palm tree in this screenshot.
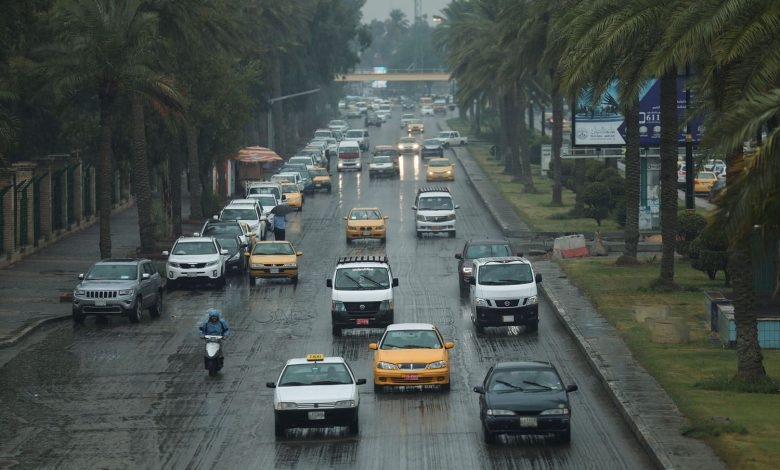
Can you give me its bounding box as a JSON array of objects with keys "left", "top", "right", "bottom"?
[{"left": 42, "top": 0, "right": 166, "bottom": 258}]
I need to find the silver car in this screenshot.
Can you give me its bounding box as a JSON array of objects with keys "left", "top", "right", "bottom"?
[{"left": 72, "top": 258, "right": 164, "bottom": 324}]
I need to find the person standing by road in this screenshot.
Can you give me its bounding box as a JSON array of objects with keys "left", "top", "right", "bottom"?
[{"left": 273, "top": 212, "right": 287, "bottom": 240}]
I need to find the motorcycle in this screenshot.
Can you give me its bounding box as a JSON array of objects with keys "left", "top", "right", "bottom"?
[{"left": 203, "top": 335, "right": 224, "bottom": 376}]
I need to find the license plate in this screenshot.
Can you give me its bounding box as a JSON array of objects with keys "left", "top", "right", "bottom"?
[
  {"left": 502, "top": 315, "right": 514, "bottom": 323},
  {"left": 356, "top": 318, "right": 369, "bottom": 325},
  {"left": 362, "top": 231, "right": 371, "bottom": 236},
  {"left": 315, "top": 184, "right": 322, "bottom": 187},
  {"left": 308, "top": 411, "right": 325, "bottom": 420},
  {"left": 403, "top": 374, "right": 419, "bottom": 381},
  {"left": 95, "top": 300, "right": 106, "bottom": 306},
  {"left": 519, "top": 417, "right": 538, "bottom": 428},
  {"left": 431, "top": 226, "right": 442, "bottom": 231},
  {"left": 270, "top": 268, "right": 279, "bottom": 273},
  {"left": 188, "top": 272, "right": 198, "bottom": 277}
]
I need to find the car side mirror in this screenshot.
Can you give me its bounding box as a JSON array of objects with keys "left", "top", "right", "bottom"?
[
  {"left": 517, "top": 252, "right": 523, "bottom": 257},
  {"left": 266, "top": 382, "right": 276, "bottom": 388},
  {"left": 192, "top": 232, "right": 200, "bottom": 236},
  {"left": 392, "top": 278, "right": 399, "bottom": 287},
  {"left": 220, "top": 249, "right": 229, "bottom": 255},
  {"left": 343, "top": 216, "right": 348, "bottom": 220},
  {"left": 326, "top": 279, "right": 333, "bottom": 288},
  {"left": 473, "top": 386, "right": 485, "bottom": 394},
  {"left": 444, "top": 341, "right": 455, "bottom": 349},
  {"left": 455, "top": 253, "right": 463, "bottom": 260},
  {"left": 468, "top": 277, "right": 476, "bottom": 285},
  {"left": 535, "top": 273, "right": 543, "bottom": 283},
  {"left": 566, "top": 384, "right": 578, "bottom": 393},
  {"left": 454, "top": 204, "right": 460, "bottom": 209},
  {"left": 212, "top": 215, "right": 219, "bottom": 220},
  {"left": 412, "top": 205, "right": 417, "bottom": 211},
  {"left": 162, "top": 251, "right": 170, "bottom": 256},
  {"left": 356, "top": 378, "right": 367, "bottom": 385},
  {"left": 384, "top": 216, "right": 389, "bottom": 220},
  {"left": 296, "top": 251, "right": 303, "bottom": 256},
  {"left": 368, "top": 343, "right": 378, "bottom": 350},
  {"left": 78, "top": 273, "right": 85, "bottom": 280},
  {"left": 141, "top": 273, "right": 150, "bottom": 280}
]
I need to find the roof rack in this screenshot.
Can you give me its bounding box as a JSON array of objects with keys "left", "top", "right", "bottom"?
[
  {"left": 337, "top": 255, "right": 389, "bottom": 265},
  {"left": 417, "top": 186, "right": 450, "bottom": 194}
]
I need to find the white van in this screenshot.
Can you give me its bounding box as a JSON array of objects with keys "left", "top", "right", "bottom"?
[
  {"left": 412, "top": 187, "right": 459, "bottom": 238},
  {"left": 326, "top": 255, "right": 398, "bottom": 336},
  {"left": 468, "top": 256, "right": 542, "bottom": 333}
]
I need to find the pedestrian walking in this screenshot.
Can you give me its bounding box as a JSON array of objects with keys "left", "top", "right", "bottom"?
[{"left": 273, "top": 212, "right": 287, "bottom": 240}]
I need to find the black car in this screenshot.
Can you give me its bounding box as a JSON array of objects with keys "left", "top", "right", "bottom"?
[
  {"left": 474, "top": 361, "right": 578, "bottom": 444},
  {"left": 200, "top": 220, "right": 252, "bottom": 245},
  {"left": 421, "top": 139, "right": 445, "bottom": 159},
  {"left": 455, "top": 238, "right": 517, "bottom": 294},
  {"left": 214, "top": 235, "right": 247, "bottom": 273}
]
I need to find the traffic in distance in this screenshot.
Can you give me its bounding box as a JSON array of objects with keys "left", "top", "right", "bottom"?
[{"left": 38, "top": 94, "right": 654, "bottom": 468}]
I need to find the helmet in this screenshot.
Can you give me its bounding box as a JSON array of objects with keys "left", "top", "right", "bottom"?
[{"left": 207, "top": 308, "right": 221, "bottom": 320}]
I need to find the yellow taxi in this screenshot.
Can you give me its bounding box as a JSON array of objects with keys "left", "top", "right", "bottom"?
[
  {"left": 280, "top": 182, "right": 303, "bottom": 211},
  {"left": 694, "top": 171, "right": 718, "bottom": 195},
  {"left": 344, "top": 207, "right": 388, "bottom": 243},
  {"left": 426, "top": 157, "right": 455, "bottom": 181},
  {"left": 307, "top": 165, "right": 332, "bottom": 193},
  {"left": 369, "top": 323, "right": 454, "bottom": 392},
  {"left": 245, "top": 240, "right": 302, "bottom": 285}
]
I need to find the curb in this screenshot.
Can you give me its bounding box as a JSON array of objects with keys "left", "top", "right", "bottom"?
[{"left": 0, "top": 314, "right": 72, "bottom": 348}]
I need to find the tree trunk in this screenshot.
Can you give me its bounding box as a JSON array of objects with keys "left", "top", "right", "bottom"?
[
  {"left": 573, "top": 159, "right": 585, "bottom": 214},
  {"left": 729, "top": 246, "right": 767, "bottom": 381},
  {"left": 501, "top": 91, "right": 517, "bottom": 174},
  {"left": 97, "top": 90, "right": 115, "bottom": 259},
  {"left": 170, "top": 143, "right": 183, "bottom": 237},
  {"left": 517, "top": 93, "right": 534, "bottom": 192},
  {"left": 659, "top": 69, "right": 678, "bottom": 286},
  {"left": 551, "top": 90, "right": 563, "bottom": 205},
  {"left": 186, "top": 121, "right": 202, "bottom": 220},
  {"left": 272, "top": 50, "right": 284, "bottom": 155},
  {"left": 620, "top": 100, "right": 641, "bottom": 263},
  {"left": 131, "top": 95, "right": 155, "bottom": 254}
]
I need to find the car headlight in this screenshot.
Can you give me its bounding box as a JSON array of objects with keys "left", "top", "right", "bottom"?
[
  {"left": 250, "top": 263, "right": 263, "bottom": 269},
  {"left": 445, "top": 170, "right": 452, "bottom": 175},
  {"left": 332, "top": 301, "right": 346, "bottom": 312},
  {"left": 228, "top": 252, "right": 240, "bottom": 262},
  {"left": 118, "top": 289, "right": 135, "bottom": 296},
  {"left": 412, "top": 144, "right": 419, "bottom": 149},
  {"left": 74, "top": 289, "right": 85, "bottom": 296},
  {"left": 462, "top": 266, "right": 473, "bottom": 275},
  {"left": 376, "top": 225, "right": 385, "bottom": 230},
  {"left": 426, "top": 360, "right": 447, "bottom": 369},
  {"left": 475, "top": 297, "right": 490, "bottom": 307},
  {"left": 205, "top": 259, "right": 221, "bottom": 267},
  {"left": 276, "top": 402, "right": 298, "bottom": 410},
  {"left": 334, "top": 400, "right": 357, "bottom": 408},
  {"left": 397, "top": 144, "right": 404, "bottom": 150},
  {"left": 486, "top": 409, "right": 515, "bottom": 416},
  {"left": 416, "top": 214, "right": 426, "bottom": 221},
  {"left": 376, "top": 361, "right": 398, "bottom": 370},
  {"left": 167, "top": 262, "right": 180, "bottom": 268},
  {"left": 378, "top": 299, "right": 392, "bottom": 312},
  {"left": 526, "top": 295, "right": 538, "bottom": 305},
  {"left": 540, "top": 408, "right": 570, "bottom": 415},
  {"left": 445, "top": 213, "right": 456, "bottom": 221}
]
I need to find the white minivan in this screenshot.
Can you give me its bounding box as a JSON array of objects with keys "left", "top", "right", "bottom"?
[
  {"left": 412, "top": 187, "right": 459, "bottom": 238},
  {"left": 468, "top": 256, "right": 542, "bottom": 333}
]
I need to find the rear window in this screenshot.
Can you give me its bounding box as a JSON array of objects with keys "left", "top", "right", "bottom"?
[
  {"left": 221, "top": 208, "right": 258, "bottom": 220},
  {"left": 346, "top": 131, "right": 363, "bottom": 138},
  {"left": 339, "top": 145, "right": 359, "bottom": 153}
]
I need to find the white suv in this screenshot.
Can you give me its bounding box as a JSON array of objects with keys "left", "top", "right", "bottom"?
[
  {"left": 412, "top": 187, "right": 459, "bottom": 238},
  {"left": 218, "top": 201, "right": 267, "bottom": 241},
  {"left": 162, "top": 236, "right": 229, "bottom": 289}
]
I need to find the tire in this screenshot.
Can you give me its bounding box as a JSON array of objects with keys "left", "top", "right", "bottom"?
[
  {"left": 441, "top": 382, "right": 451, "bottom": 392},
  {"left": 128, "top": 299, "right": 143, "bottom": 323},
  {"left": 275, "top": 419, "right": 285, "bottom": 438},
  {"left": 449, "top": 230, "right": 456, "bottom": 238},
  {"left": 416, "top": 231, "right": 422, "bottom": 239},
  {"left": 459, "top": 281, "right": 469, "bottom": 296},
  {"left": 374, "top": 383, "right": 385, "bottom": 394},
  {"left": 149, "top": 292, "right": 163, "bottom": 318},
  {"left": 217, "top": 273, "right": 226, "bottom": 288},
  {"left": 346, "top": 236, "right": 351, "bottom": 244},
  {"left": 327, "top": 186, "right": 332, "bottom": 193},
  {"left": 557, "top": 427, "right": 571, "bottom": 444},
  {"left": 291, "top": 275, "right": 298, "bottom": 284},
  {"left": 380, "top": 237, "right": 386, "bottom": 244},
  {"left": 332, "top": 324, "right": 342, "bottom": 336},
  {"left": 249, "top": 276, "right": 256, "bottom": 286},
  {"left": 526, "top": 321, "right": 539, "bottom": 333},
  {"left": 483, "top": 425, "right": 496, "bottom": 444},
  {"left": 165, "top": 280, "right": 176, "bottom": 292},
  {"left": 348, "top": 415, "right": 359, "bottom": 435},
  {"left": 208, "top": 364, "right": 218, "bottom": 377},
  {"left": 72, "top": 310, "right": 86, "bottom": 325},
  {"left": 474, "top": 320, "right": 485, "bottom": 334}
]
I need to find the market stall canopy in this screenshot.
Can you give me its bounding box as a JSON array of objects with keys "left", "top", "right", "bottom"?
[{"left": 232, "top": 147, "right": 283, "bottom": 163}]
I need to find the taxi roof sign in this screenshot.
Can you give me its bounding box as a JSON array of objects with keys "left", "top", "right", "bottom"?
[{"left": 306, "top": 353, "right": 325, "bottom": 362}]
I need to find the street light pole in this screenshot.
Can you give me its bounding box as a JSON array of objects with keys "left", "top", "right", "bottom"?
[
  {"left": 266, "top": 88, "right": 321, "bottom": 150},
  {"left": 684, "top": 65, "right": 694, "bottom": 210}
]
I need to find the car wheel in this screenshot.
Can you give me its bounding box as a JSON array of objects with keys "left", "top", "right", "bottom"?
[
  {"left": 149, "top": 292, "right": 163, "bottom": 318},
  {"left": 327, "top": 186, "right": 332, "bottom": 193},
  {"left": 526, "top": 321, "right": 539, "bottom": 333},
  {"left": 459, "top": 281, "right": 469, "bottom": 296},
  {"left": 332, "top": 324, "right": 342, "bottom": 336},
  {"left": 449, "top": 230, "right": 456, "bottom": 238},
  {"left": 346, "top": 236, "right": 351, "bottom": 244},
  {"left": 249, "top": 276, "right": 256, "bottom": 286},
  {"left": 217, "top": 274, "right": 226, "bottom": 288},
  {"left": 274, "top": 419, "right": 285, "bottom": 439},
  {"left": 557, "top": 427, "right": 571, "bottom": 444},
  {"left": 291, "top": 275, "right": 298, "bottom": 284},
  {"left": 348, "top": 415, "right": 359, "bottom": 435},
  {"left": 416, "top": 231, "right": 422, "bottom": 239},
  {"left": 72, "top": 310, "right": 86, "bottom": 325},
  {"left": 483, "top": 425, "right": 496, "bottom": 444},
  {"left": 474, "top": 320, "right": 485, "bottom": 334},
  {"left": 166, "top": 280, "right": 176, "bottom": 291},
  {"left": 380, "top": 237, "right": 386, "bottom": 244},
  {"left": 441, "top": 382, "right": 451, "bottom": 392},
  {"left": 128, "top": 298, "right": 143, "bottom": 323},
  {"left": 374, "top": 383, "right": 385, "bottom": 394}
]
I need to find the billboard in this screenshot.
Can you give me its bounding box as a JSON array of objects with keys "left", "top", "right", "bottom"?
[{"left": 572, "top": 79, "right": 702, "bottom": 147}]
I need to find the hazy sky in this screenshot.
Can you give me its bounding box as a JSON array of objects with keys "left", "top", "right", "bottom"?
[{"left": 361, "top": 0, "right": 450, "bottom": 23}]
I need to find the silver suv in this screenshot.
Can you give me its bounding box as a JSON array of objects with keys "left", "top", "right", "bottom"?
[{"left": 72, "top": 258, "right": 164, "bottom": 324}]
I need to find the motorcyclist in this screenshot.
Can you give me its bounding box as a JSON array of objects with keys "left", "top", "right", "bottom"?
[{"left": 199, "top": 308, "right": 231, "bottom": 338}]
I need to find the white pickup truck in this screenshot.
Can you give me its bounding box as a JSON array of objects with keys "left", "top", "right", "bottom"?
[{"left": 435, "top": 131, "right": 468, "bottom": 147}]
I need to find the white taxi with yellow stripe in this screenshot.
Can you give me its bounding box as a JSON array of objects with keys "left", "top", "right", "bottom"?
[{"left": 267, "top": 354, "right": 366, "bottom": 438}]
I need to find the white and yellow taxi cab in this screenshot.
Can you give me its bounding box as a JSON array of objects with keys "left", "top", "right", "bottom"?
[{"left": 267, "top": 354, "right": 366, "bottom": 438}]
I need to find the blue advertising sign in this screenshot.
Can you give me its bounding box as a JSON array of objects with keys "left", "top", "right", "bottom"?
[{"left": 572, "top": 79, "right": 702, "bottom": 147}]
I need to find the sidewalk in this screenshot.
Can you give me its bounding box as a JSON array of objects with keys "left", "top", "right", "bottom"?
[{"left": 447, "top": 141, "right": 726, "bottom": 469}]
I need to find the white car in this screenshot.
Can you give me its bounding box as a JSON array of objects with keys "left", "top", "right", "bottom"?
[
  {"left": 267, "top": 354, "right": 366, "bottom": 438},
  {"left": 162, "top": 236, "right": 228, "bottom": 289},
  {"left": 421, "top": 106, "right": 435, "bottom": 116}
]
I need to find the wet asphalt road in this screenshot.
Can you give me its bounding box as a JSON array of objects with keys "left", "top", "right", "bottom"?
[{"left": 0, "top": 113, "right": 654, "bottom": 469}]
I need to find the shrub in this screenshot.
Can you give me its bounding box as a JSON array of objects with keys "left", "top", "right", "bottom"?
[
  {"left": 689, "top": 228, "right": 730, "bottom": 284},
  {"left": 581, "top": 181, "right": 612, "bottom": 226},
  {"left": 677, "top": 211, "right": 708, "bottom": 256}
]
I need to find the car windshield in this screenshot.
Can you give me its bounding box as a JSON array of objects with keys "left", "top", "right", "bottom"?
[
  {"left": 478, "top": 263, "right": 533, "bottom": 285},
  {"left": 380, "top": 330, "right": 442, "bottom": 349},
  {"left": 372, "top": 156, "right": 392, "bottom": 163},
  {"left": 375, "top": 149, "right": 397, "bottom": 157},
  {"left": 488, "top": 369, "right": 563, "bottom": 393},
  {"left": 349, "top": 209, "right": 382, "bottom": 220},
  {"left": 423, "top": 139, "right": 440, "bottom": 146},
  {"left": 289, "top": 158, "right": 311, "bottom": 165},
  {"left": 465, "top": 244, "right": 512, "bottom": 259},
  {"left": 202, "top": 224, "right": 242, "bottom": 236},
  {"left": 329, "top": 120, "right": 346, "bottom": 127},
  {"left": 255, "top": 196, "right": 277, "bottom": 208},
  {"left": 314, "top": 131, "right": 331, "bottom": 138},
  {"left": 400, "top": 137, "right": 417, "bottom": 144},
  {"left": 429, "top": 159, "right": 451, "bottom": 167},
  {"left": 697, "top": 172, "right": 716, "bottom": 179},
  {"left": 308, "top": 168, "right": 328, "bottom": 177},
  {"left": 417, "top": 196, "right": 453, "bottom": 211},
  {"left": 252, "top": 243, "right": 294, "bottom": 255},
  {"left": 221, "top": 208, "right": 257, "bottom": 221},
  {"left": 334, "top": 267, "right": 390, "bottom": 290},
  {"left": 215, "top": 237, "right": 239, "bottom": 252},
  {"left": 86, "top": 264, "right": 137, "bottom": 280},
  {"left": 172, "top": 241, "right": 217, "bottom": 256},
  {"left": 247, "top": 186, "right": 280, "bottom": 199},
  {"left": 281, "top": 184, "right": 298, "bottom": 194},
  {"left": 278, "top": 363, "right": 353, "bottom": 386},
  {"left": 346, "top": 131, "right": 362, "bottom": 138}
]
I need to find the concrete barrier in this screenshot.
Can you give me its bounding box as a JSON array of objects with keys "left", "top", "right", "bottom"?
[{"left": 552, "top": 234, "right": 589, "bottom": 259}]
